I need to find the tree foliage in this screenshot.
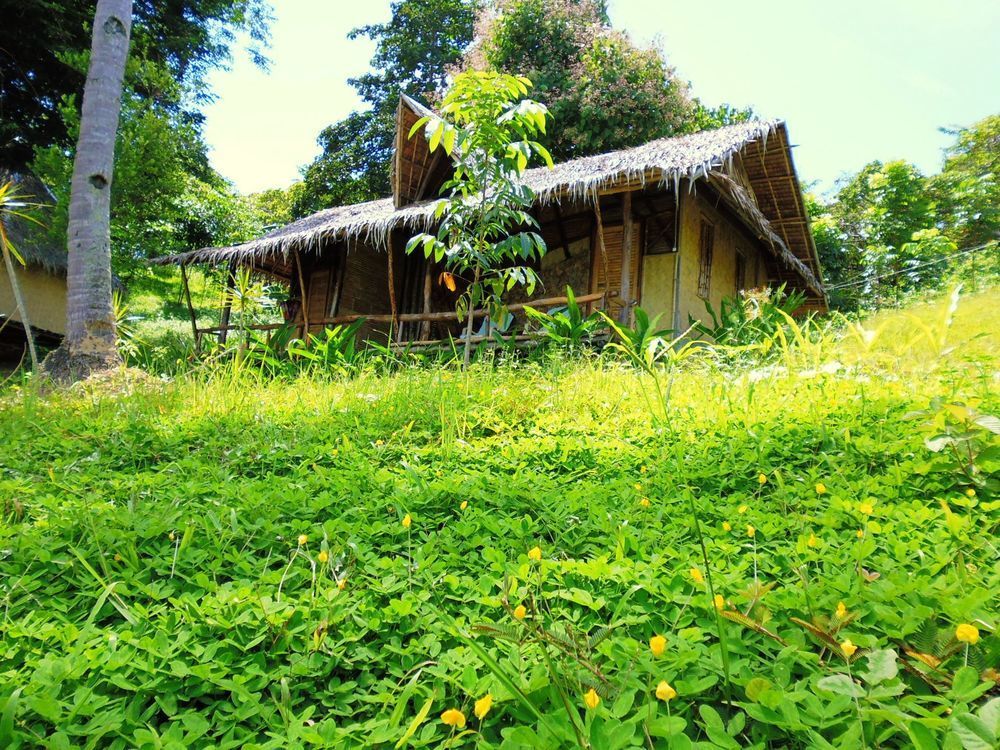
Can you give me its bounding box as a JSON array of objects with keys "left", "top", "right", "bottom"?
[
  {"left": 809, "top": 116, "right": 999, "bottom": 310},
  {"left": 930, "top": 114, "right": 999, "bottom": 249},
  {"left": 405, "top": 72, "right": 552, "bottom": 366},
  {"left": 463, "top": 0, "right": 699, "bottom": 160},
  {"left": 0, "top": 0, "right": 271, "bottom": 169},
  {"left": 295, "top": 0, "right": 480, "bottom": 217}
]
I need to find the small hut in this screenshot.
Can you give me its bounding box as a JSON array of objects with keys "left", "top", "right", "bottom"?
[
  {"left": 0, "top": 171, "right": 66, "bottom": 363},
  {"left": 158, "top": 97, "right": 826, "bottom": 347}
]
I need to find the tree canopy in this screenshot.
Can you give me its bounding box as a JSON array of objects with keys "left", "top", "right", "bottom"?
[
  {"left": 463, "top": 0, "right": 698, "bottom": 160},
  {"left": 0, "top": 0, "right": 271, "bottom": 169},
  {"left": 809, "top": 114, "right": 999, "bottom": 309},
  {"left": 294, "top": 0, "right": 480, "bottom": 217}
]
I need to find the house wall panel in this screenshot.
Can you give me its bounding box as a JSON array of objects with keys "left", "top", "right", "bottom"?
[{"left": 0, "top": 266, "right": 66, "bottom": 335}]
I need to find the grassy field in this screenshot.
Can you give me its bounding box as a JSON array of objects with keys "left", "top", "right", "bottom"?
[{"left": 0, "top": 290, "right": 997, "bottom": 749}]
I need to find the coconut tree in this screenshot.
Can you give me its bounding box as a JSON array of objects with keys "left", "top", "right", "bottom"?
[
  {"left": 44, "top": 0, "right": 133, "bottom": 381},
  {"left": 0, "top": 180, "right": 43, "bottom": 369}
]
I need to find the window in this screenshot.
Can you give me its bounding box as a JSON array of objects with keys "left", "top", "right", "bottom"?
[
  {"left": 697, "top": 219, "right": 714, "bottom": 299},
  {"left": 735, "top": 249, "right": 747, "bottom": 293}
]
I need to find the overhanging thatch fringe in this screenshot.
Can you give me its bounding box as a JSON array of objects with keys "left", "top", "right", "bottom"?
[{"left": 154, "top": 119, "right": 822, "bottom": 296}]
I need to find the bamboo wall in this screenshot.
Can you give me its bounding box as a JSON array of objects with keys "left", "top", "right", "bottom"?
[{"left": 0, "top": 265, "right": 66, "bottom": 335}]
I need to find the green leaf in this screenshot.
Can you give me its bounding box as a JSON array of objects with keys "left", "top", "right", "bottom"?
[
  {"left": 949, "top": 713, "right": 996, "bottom": 750},
  {"left": 861, "top": 648, "right": 898, "bottom": 684},
  {"left": 906, "top": 721, "right": 938, "bottom": 750},
  {"left": 0, "top": 689, "right": 21, "bottom": 747},
  {"left": 817, "top": 674, "right": 864, "bottom": 697},
  {"left": 979, "top": 698, "right": 1000, "bottom": 736},
  {"left": 395, "top": 695, "right": 434, "bottom": 749}
]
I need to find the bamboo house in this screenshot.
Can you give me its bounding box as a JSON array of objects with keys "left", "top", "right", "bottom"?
[
  {"left": 0, "top": 171, "right": 67, "bottom": 363},
  {"left": 158, "top": 96, "right": 827, "bottom": 347}
]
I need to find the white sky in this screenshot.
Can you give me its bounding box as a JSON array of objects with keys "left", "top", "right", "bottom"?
[{"left": 201, "top": 0, "right": 1000, "bottom": 195}]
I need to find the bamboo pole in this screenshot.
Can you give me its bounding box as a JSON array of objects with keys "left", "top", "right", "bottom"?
[
  {"left": 218, "top": 260, "right": 236, "bottom": 344},
  {"left": 293, "top": 249, "right": 310, "bottom": 342},
  {"left": 387, "top": 233, "right": 398, "bottom": 332},
  {"left": 197, "top": 292, "right": 607, "bottom": 334},
  {"left": 420, "top": 257, "right": 433, "bottom": 340},
  {"left": 620, "top": 190, "right": 633, "bottom": 324},
  {"left": 593, "top": 199, "right": 609, "bottom": 308},
  {"left": 179, "top": 265, "right": 200, "bottom": 352}
]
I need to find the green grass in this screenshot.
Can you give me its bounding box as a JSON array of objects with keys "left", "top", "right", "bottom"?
[{"left": 0, "top": 290, "right": 997, "bottom": 749}]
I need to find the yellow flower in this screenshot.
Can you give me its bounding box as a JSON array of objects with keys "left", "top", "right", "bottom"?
[
  {"left": 634, "top": 483, "right": 642, "bottom": 491},
  {"left": 807, "top": 533, "right": 819, "bottom": 548},
  {"left": 460, "top": 500, "right": 468, "bottom": 510},
  {"left": 513, "top": 605, "right": 527, "bottom": 620},
  {"left": 639, "top": 497, "right": 651, "bottom": 508},
  {"left": 440, "top": 708, "right": 466, "bottom": 728},
  {"left": 640, "top": 465, "right": 647, "bottom": 474},
  {"left": 318, "top": 550, "right": 329, "bottom": 564},
  {"left": 298, "top": 534, "right": 309, "bottom": 546},
  {"left": 856, "top": 529, "right": 864, "bottom": 539},
  {"left": 758, "top": 473, "right": 768, "bottom": 485},
  {"left": 955, "top": 623, "right": 980, "bottom": 645},
  {"left": 114, "top": 553, "right": 123, "bottom": 562},
  {"left": 836, "top": 601, "right": 847, "bottom": 619},
  {"left": 527, "top": 546, "right": 542, "bottom": 562},
  {"left": 583, "top": 688, "right": 600, "bottom": 710},
  {"left": 722, "top": 521, "right": 732, "bottom": 532},
  {"left": 714, "top": 594, "right": 725, "bottom": 610},
  {"left": 655, "top": 681, "right": 677, "bottom": 701},
  {"left": 337, "top": 578, "right": 347, "bottom": 590},
  {"left": 649, "top": 635, "right": 666, "bottom": 657},
  {"left": 738, "top": 504, "right": 749, "bottom": 514},
  {"left": 689, "top": 567, "right": 704, "bottom": 584},
  {"left": 474, "top": 693, "right": 493, "bottom": 720},
  {"left": 858, "top": 501, "right": 874, "bottom": 515},
  {"left": 815, "top": 483, "right": 827, "bottom": 495},
  {"left": 840, "top": 639, "right": 857, "bottom": 658},
  {"left": 747, "top": 525, "right": 756, "bottom": 538},
  {"left": 168, "top": 531, "right": 175, "bottom": 541},
  {"left": 402, "top": 514, "right": 412, "bottom": 529},
  {"left": 965, "top": 488, "right": 976, "bottom": 498}
]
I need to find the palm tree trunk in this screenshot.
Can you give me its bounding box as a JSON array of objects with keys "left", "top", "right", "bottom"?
[{"left": 45, "top": 0, "right": 133, "bottom": 381}]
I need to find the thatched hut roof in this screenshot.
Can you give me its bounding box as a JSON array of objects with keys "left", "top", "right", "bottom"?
[
  {"left": 1, "top": 170, "right": 65, "bottom": 275},
  {"left": 156, "top": 111, "right": 824, "bottom": 299}
]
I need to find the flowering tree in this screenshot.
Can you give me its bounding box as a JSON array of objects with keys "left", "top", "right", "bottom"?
[{"left": 405, "top": 71, "right": 553, "bottom": 367}]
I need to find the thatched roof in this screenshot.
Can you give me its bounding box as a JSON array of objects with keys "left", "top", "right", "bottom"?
[
  {"left": 0, "top": 170, "right": 65, "bottom": 275},
  {"left": 156, "top": 110, "right": 824, "bottom": 299}
]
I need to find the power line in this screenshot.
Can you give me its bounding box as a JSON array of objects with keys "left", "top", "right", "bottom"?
[{"left": 825, "top": 240, "right": 999, "bottom": 291}]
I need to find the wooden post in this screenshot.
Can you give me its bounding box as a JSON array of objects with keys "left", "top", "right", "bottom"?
[
  {"left": 218, "top": 260, "right": 236, "bottom": 344},
  {"left": 620, "top": 190, "right": 633, "bottom": 323},
  {"left": 294, "top": 249, "right": 310, "bottom": 342},
  {"left": 179, "top": 265, "right": 200, "bottom": 352},
  {"left": 387, "top": 233, "right": 399, "bottom": 334},
  {"left": 420, "top": 257, "right": 433, "bottom": 340},
  {"left": 593, "top": 199, "right": 609, "bottom": 305}
]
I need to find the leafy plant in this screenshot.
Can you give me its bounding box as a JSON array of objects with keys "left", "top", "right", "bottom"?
[
  {"left": 287, "top": 319, "right": 368, "bottom": 374},
  {"left": 689, "top": 284, "right": 807, "bottom": 351},
  {"left": 524, "top": 286, "right": 604, "bottom": 351},
  {"left": 405, "top": 71, "right": 553, "bottom": 367}
]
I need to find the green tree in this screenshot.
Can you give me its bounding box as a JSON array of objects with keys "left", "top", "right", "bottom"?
[
  {"left": 814, "top": 161, "right": 936, "bottom": 309},
  {"left": 931, "top": 114, "right": 999, "bottom": 249},
  {"left": 464, "top": 0, "right": 697, "bottom": 160},
  {"left": 45, "top": 0, "right": 133, "bottom": 381},
  {"left": 405, "top": 72, "right": 552, "bottom": 367},
  {"left": 295, "top": 0, "right": 479, "bottom": 216},
  {"left": 0, "top": 0, "right": 271, "bottom": 169}
]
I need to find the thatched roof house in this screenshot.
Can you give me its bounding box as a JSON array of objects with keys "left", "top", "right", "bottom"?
[
  {"left": 160, "top": 96, "right": 826, "bottom": 346},
  {"left": 1, "top": 171, "right": 66, "bottom": 359}
]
